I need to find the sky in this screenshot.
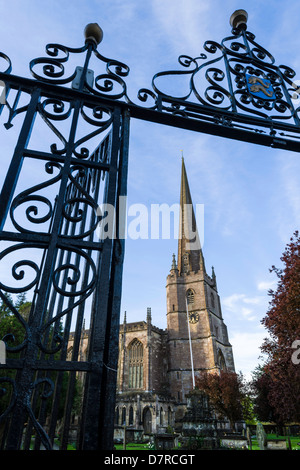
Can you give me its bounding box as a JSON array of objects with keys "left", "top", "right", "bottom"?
[{"left": 0, "top": 0, "right": 300, "bottom": 381}]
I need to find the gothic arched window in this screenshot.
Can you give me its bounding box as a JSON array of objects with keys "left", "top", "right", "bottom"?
[
  {"left": 115, "top": 407, "right": 119, "bottom": 425},
  {"left": 121, "top": 407, "right": 126, "bottom": 425},
  {"left": 128, "top": 338, "right": 144, "bottom": 389},
  {"left": 218, "top": 350, "right": 226, "bottom": 371},
  {"left": 160, "top": 407, "right": 164, "bottom": 425},
  {"left": 129, "top": 406, "right": 134, "bottom": 425}
]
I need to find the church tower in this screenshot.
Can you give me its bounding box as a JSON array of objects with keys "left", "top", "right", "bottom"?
[{"left": 166, "top": 158, "right": 235, "bottom": 414}]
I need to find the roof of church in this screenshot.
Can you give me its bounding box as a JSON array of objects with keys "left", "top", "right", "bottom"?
[{"left": 119, "top": 319, "right": 166, "bottom": 335}]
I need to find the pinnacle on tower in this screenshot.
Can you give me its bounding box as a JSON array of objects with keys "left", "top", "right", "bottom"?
[
  {"left": 171, "top": 253, "right": 177, "bottom": 271},
  {"left": 147, "top": 307, "right": 152, "bottom": 323}
]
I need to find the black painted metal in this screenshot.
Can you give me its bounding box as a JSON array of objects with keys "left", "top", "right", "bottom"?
[
  {"left": 0, "top": 39, "right": 130, "bottom": 450},
  {"left": 0, "top": 18, "right": 300, "bottom": 450}
]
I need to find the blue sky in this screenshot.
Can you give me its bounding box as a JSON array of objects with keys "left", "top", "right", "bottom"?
[{"left": 0, "top": 0, "right": 300, "bottom": 380}]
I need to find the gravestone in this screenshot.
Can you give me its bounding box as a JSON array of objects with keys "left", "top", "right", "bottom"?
[{"left": 256, "top": 423, "right": 268, "bottom": 450}]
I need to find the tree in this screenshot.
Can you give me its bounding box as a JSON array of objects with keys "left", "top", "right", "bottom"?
[
  {"left": 251, "top": 366, "right": 278, "bottom": 423},
  {"left": 260, "top": 231, "right": 300, "bottom": 424},
  {"left": 0, "top": 293, "right": 28, "bottom": 416},
  {"left": 0, "top": 292, "right": 27, "bottom": 353},
  {"left": 0, "top": 294, "right": 81, "bottom": 423},
  {"left": 0, "top": 292, "right": 14, "bottom": 320},
  {"left": 15, "top": 293, "right": 31, "bottom": 321},
  {"left": 195, "top": 370, "right": 251, "bottom": 430}
]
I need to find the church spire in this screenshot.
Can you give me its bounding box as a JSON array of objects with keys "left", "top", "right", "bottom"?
[{"left": 177, "top": 157, "right": 205, "bottom": 275}]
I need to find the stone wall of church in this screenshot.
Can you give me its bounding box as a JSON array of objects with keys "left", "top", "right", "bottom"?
[
  {"left": 115, "top": 317, "right": 175, "bottom": 437},
  {"left": 117, "top": 320, "right": 168, "bottom": 393}
]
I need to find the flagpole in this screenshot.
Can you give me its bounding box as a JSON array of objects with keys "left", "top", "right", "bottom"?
[{"left": 186, "top": 298, "right": 195, "bottom": 388}]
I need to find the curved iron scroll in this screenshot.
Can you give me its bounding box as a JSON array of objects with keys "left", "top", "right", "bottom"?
[
  {"left": 1, "top": 20, "right": 300, "bottom": 149},
  {"left": 0, "top": 24, "right": 293, "bottom": 143}
]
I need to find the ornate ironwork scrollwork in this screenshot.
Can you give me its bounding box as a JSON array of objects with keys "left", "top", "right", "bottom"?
[
  {"left": 0, "top": 245, "right": 41, "bottom": 294},
  {"left": 26, "top": 378, "right": 54, "bottom": 450},
  {"left": 0, "top": 290, "right": 29, "bottom": 353},
  {"left": 61, "top": 166, "right": 100, "bottom": 238},
  {"left": 10, "top": 162, "right": 63, "bottom": 233},
  {"left": 2, "top": 15, "right": 299, "bottom": 143},
  {"left": 1, "top": 14, "right": 300, "bottom": 147},
  {"left": 30, "top": 43, "right": 88, "bottom": 84},
  {"left": 0, "top": 377, "right": 16, "bottom": 420},
  {"left": 149, "top": 29, "right": 299, "bottom": 125},
  {"left": 74, "top": 104, "right": 113, "bottom": 159},
  {"left": 0, "top": 51, "right": 12, "bottom": 74},
  {"left": 52, "top": 246, "right": 96, "bottom": 298}
]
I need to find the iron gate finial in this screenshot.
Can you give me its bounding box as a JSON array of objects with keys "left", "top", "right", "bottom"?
[
  {"left": 230, "top": 9, "right": 248, "bottom": 32},
  {"left": 84, "top": 23, "right": 103, "bottom": 47}
]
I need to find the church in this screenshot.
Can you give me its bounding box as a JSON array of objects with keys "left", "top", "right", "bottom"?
[{"left": 114, "top": 158, "right": 235, "bottom": 436}]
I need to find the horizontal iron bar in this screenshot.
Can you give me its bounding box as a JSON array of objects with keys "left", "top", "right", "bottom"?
[
  {"left": 0, "top": 230, "right": 104, "bottom": 251},
  {"left": 132, "top": 105, "right": 300, "bottom": 152},
  {"left": 23, "top": 149, "right": 111, "bottom": 172},
  {"left": 1, "top": 358, "right": 95, "bottom": 371},
  {"left": 1, "top": 72, "right": 300, "bottom": 152},
  {"left": 35, "top": 360, "right": 95, "bottom": 371},
  {"left": 162, "top": 94, "right": 300, "bottom": 134}
]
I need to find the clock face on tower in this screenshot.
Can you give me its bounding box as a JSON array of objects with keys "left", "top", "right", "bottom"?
[{"left": 188, "top": 311, "right": 199, "bottom": 324}]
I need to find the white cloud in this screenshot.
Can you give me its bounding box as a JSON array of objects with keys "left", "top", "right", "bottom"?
[
  {"left": 230, "top": 330, "right": 268, "bottom": 380},
  {"left": 223, "top": 292, "right": 266, "bottom": 322},
  {"left": 274, "top": 153, "right": 300, "bottom": 243},
  {"left": 257, "top": 280, "right": 277, "bottom": 291},
  {"left": 243, "top": 296, "right": 263, "bottom": 305},
  {"left": 151, "top": 0, "right": 211, "bottom": 55},
  {"left": 223, "top": 293, "right": 245, "bottom": 310}
]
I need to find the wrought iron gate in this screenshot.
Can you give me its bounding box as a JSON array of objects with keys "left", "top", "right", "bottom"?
[
  {"left": 0, "top": 12, "right": 300, "bottom": 450},
  {"left": 0, "top": 28, "right": 130, "bottom": 450}
]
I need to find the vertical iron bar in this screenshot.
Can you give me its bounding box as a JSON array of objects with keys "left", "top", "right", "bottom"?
[
  {"left": 80, "top": 108, "right": 122, "bottom": 450},
  {"left": 0, "top": 87, "right": 40, "bottom": 231},
  {"left": 98, "top": 109, "right": 130, "bottom": 450},
  {"left": 0, "top": 89, "right": 42, "bottom": 450},
  {"left": 223, "top": 51, "right": 237, "bottom": 114},
  {"left": 60, "top": 171, "right": 95, "bottom": 449}
]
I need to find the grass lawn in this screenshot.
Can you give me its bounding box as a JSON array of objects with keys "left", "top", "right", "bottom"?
[
  {"left": 250, "top": 434, "right": 300, "bottom": 450},
  {"left": 114, "top": 434, "right": 300, "bottom": 451},
  {"left": 114, "top": 442, "right": 153, "bottom": 450}
]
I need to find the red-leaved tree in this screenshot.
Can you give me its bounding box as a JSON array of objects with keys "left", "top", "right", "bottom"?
[
  {"left": 260, "top": 231, "right": 300, "bottom": 424},
  {"left": 195, "top": 371, "right": 249, "bottom": 430}
]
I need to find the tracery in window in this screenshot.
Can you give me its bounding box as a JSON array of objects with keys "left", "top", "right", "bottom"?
[{"left": 128, "top": 338, "right": 144, "bottom": 389}]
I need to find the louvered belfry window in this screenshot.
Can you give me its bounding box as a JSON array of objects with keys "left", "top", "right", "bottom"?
[{"left": 186, "top": 289, "right": 195, "bottom": 305}]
